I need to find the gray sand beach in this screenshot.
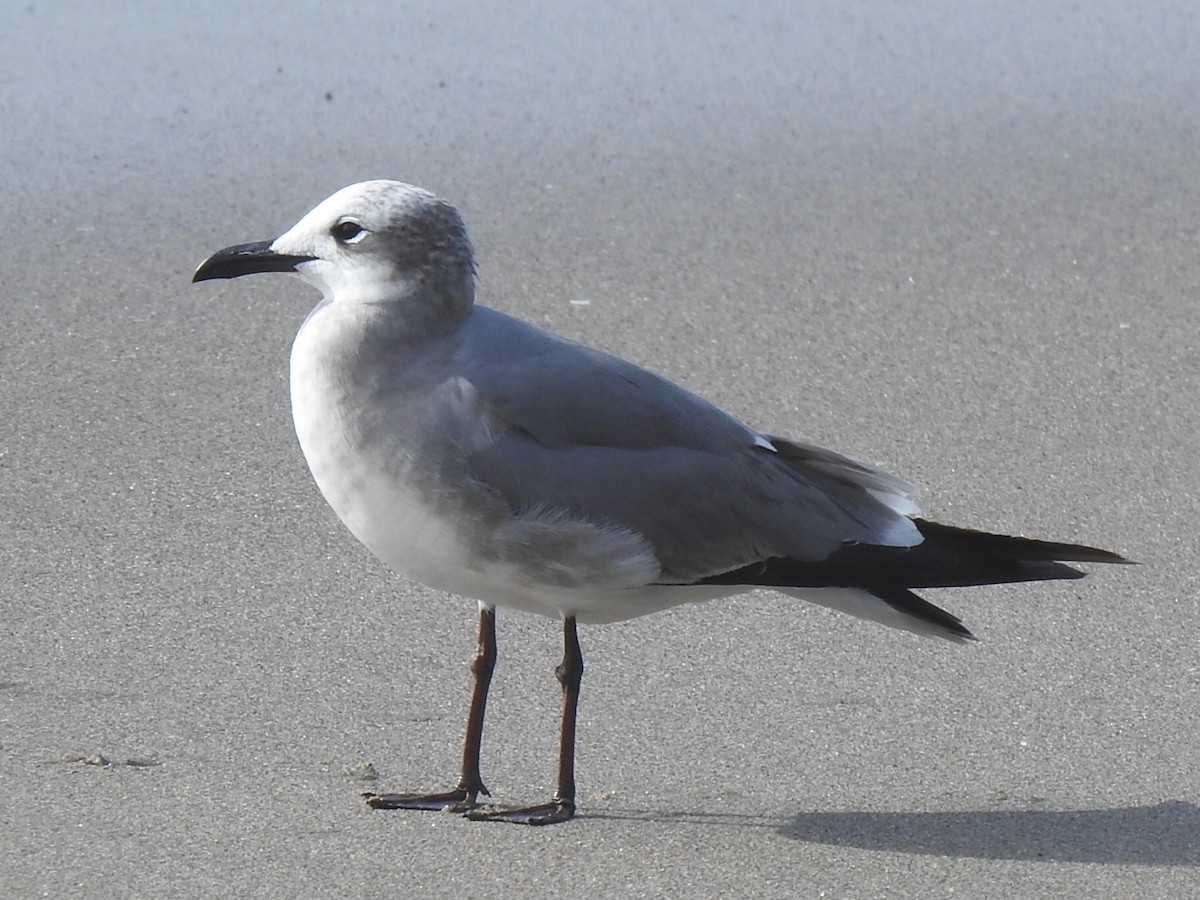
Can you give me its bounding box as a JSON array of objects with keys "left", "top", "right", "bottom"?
[{"left": 2, "top": 2, "right": 1198, "bottom": 896}]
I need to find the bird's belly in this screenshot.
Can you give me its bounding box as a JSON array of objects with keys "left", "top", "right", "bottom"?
[
  {"left": 291, "top": 402, "right": 467, "bottom": 593},
  {"left": 288, "top": 321, "right": 725, "bottom": 622},
  {"left": 292, "top": 396, "right": 712, "bottom": 620},
  {"left": 293, "top": 417, "right": 718, "bottom": 621}
]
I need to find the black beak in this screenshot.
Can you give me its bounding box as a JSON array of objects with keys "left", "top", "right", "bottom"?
[{"left": 192, "top": 241, "right": 316, "bottom": 282}]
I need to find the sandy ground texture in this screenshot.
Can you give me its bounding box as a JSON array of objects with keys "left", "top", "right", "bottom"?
[{"left": 2, "top": 2, "right": 1198, "bottom": 897}]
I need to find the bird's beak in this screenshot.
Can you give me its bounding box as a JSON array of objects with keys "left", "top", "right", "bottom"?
[{"left": 192, "top": 241, "right": 316, "bottom": 282}]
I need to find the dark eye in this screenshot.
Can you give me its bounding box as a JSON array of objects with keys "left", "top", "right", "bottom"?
[{"left": 332, "top": 220, "right": 364, "bottom": 242}]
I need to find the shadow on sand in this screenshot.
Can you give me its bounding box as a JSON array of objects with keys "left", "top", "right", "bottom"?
[
  {"left": 590, "top": 801, "right": 1198, "bottom": 866},
  {"left": 780, "top": 801, "right": 1200, "bottom": 865}
]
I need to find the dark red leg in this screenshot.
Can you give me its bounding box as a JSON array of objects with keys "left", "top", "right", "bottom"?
[
  {"left": 467, "top": 616, "right": 582, "bottom": 825},
  {"left": 365, "top": 606, "right": 497, "bottom": 813}
]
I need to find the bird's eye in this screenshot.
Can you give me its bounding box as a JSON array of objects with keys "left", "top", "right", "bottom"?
[{"left": 332, "top": 220, "right": 365, "bottom": 243}]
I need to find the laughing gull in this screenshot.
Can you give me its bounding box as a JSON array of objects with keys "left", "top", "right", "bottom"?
[{"left": 193, "top": 180, "right": 1129, "bottom": 825}]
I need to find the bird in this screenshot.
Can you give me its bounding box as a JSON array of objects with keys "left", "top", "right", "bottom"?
[{"left": 193, "top": 180, "right": 1129, "bottom": 825}]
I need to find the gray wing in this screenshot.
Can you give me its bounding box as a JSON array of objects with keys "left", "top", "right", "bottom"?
[
  {"left": 458, "top": 309, "right": 922, "bottom": 582},
  {"left": 454, "top": 308, "right": 758, "bottom": 453}
]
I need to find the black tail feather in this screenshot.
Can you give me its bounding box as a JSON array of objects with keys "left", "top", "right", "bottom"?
[{"left": 698, "top": 518, "right": 1130, "bottom": 591}]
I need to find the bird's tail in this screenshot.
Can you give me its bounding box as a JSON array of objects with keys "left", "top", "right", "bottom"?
[{"left": 709, "top": 519, "right": 1132, "bottom": 642}]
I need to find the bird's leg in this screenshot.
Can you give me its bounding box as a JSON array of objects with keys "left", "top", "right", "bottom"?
[
  {"left": 467, "top": 615, "right": 582, "bottom": 825},
  {"left": 365, "top": 606, "right": 496, "bottom": 813}
]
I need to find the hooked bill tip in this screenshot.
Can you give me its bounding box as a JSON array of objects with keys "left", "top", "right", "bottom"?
[{"left": 192, "top": 241, "right": 315, "bottom": 282}]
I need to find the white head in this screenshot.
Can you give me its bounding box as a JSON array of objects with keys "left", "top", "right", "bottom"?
[{"left": 194, "top": 180, "right": 476, "bottom": 315}]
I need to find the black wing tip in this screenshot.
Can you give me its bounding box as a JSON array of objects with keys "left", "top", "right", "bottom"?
[
  {"left": 935, "top": 618, "right": 978, "bottom": 644},
  {"left": 912, "top": 518, "right": 1133, "bottom": 566},
  {"left": 871, "top": 587, "right": 977, "bottom": 643}
]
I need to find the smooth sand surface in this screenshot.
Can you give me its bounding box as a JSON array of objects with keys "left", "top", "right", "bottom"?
[{"left": 3, "top": 2, "right": 1197, "bottom": 897}]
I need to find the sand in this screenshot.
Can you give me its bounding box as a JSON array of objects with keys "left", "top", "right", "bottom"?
[{"left": 2, "top": 2, "right": 1196, "bottom": 896}]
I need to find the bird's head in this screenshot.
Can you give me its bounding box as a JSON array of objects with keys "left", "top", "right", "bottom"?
[{"left": 193, "top": 180, "right": 476, "bottom": 313}]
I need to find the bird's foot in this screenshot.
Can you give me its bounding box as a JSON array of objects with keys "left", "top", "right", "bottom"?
[
  {"left": 364, "top": 785, "right": 487, "bottom": 814},
  {"left": 464, "top": 798, "right": 575, "bottom": 826}
]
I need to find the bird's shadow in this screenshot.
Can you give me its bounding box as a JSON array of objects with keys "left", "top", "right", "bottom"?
[
  {"left": 781, "top": 801, "right": 1199, "bottom": 865},
  {"left": 592, "top": 800, "right": 1199, "bottom": 866}
]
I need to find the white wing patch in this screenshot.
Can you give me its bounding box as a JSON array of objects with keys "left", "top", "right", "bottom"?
[{"left": 753, "top": 433, "right": 778, "bottom": 452}]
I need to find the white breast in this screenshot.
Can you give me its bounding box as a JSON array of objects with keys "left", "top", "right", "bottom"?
[
  {"left": 286, "top": 301, "right": 700, "bottom": 623},
  {"left": 289, "top": 303, "right": 472, "bottom": 589}
]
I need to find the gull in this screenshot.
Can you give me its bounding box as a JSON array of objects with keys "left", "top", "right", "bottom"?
[{"left": 193, "top": 180, "right": 1129, "bottom": 825}]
